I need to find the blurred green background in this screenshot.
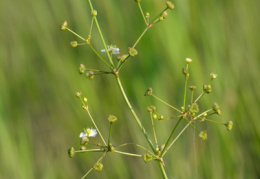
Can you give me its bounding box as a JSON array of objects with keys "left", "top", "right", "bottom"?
[{"left": 1, "top": 0, "right": 259, "bottom": 178}]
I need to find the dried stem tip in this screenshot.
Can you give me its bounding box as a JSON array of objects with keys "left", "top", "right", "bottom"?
[
  {"left": 60, "top": 21, "right": 68, "bottom": 30},
  {"left": 144, "top": 88, "right": 153, "bottom": 96},
  {"left": 166, "top": 1, "right": 175, "bottom": 10}
]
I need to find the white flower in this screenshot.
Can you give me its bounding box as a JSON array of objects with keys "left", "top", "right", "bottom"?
[
  {"left": 101, "top": 46, "right": 120, "bottom": 54},
  {"left": 79, "top": 128, "right": 97, "bottom": 138}
]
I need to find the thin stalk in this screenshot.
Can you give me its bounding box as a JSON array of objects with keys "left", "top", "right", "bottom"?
[
  {"left": 67, "top": 28, "right": 86, "bottom": 41},
  {"left": 160, "top": 117, "right": 183, "bottom": 157},
  {"left": 150, "top": 7, "right": 168, "bottom": 23},
  {"left": 89, "top": 43, "right": 112, "bottom": 69},
  {"left": 138, "top": 2, "right": 147, "bottom": 25},
  {"left": 115, "top": 75, "right": 156, "bottom": 153},
  {"left": 150, "top": 112, "right": 158, "bottom": 148},
  {"left": 157, "top": 161, "right": 168, "bottom": 179},
  {"left": 194, "top": 92, "right": 205, "bottom": 103},
  {"left": 108, "top": 123, "right": 112, "bottom": 145},
  {"left": 87, "top": 0, "right": 114, "bottom": 67},
  {"left": 75, "top": 149, "right": 104, "bottom": 153},
  {"left": 152, "top": 94, "right": 182, "bottom": 113},
  {"left": 116, "top": 143, "right": 155, "bottom": 157},
  {"left": 161, "top": 120, "right": 192, "bottom": 157},
  {"left": 183, "top": 65, "right": 189, "bottom": 109},
  {"left": 133, "top": 27, "right": 149, "bottom": 48},
  {"left": 113, "top": 150, "right": 142, "bottom": 157},
  {"left": 86, "top": 109, "right": 107, "bottom": 146}
]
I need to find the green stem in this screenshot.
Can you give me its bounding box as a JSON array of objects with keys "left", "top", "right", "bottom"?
[
  {"left": 75, "top": 149, "right": 104, "bottom": 153},
  {"left": 157, "top": 161, "right": 168, "bottom": 179},
  {"left": 160, "top": 117, "right": 183, "bottom": 157},
  {"left": 194, "top": 92, "right": 205, "bottom": 103},
  {"left": 138, "top": 2, "right": 147, "bottom": 25},
  {"left": 150, "top": 112, "right": 158, "bottom": 148},
  {"left": 115, "top": 75, "right": 156, "bottom": 153},
  {"left": 113, "top": 150, "right": 142, "bottom": 157},
  {"left": 161, "top": 120, "right": 192, "bottom": 157},
  {"left": 183, "top": 65, "right": 189, "bottom": 109},
  {"left": 133, "top": 27, "right": 149, "bottom": 48},
  {"left": 108, "top": 123, "right": 112, "bottom": 145},
  {"left": 67, "top": 28, "right": 86, "bottom": 41},
  {"left": 116, "top": 143, "right": 156, "bottom": 157},
  {"left": 86, "top": 109, "right": 107, "bottom": 146},
  {"left": 89, "top": 43, "right": 112, "bottom": 69},
  {"left": 87, "top": 0, "right": 114, "bottom": 67},
  {"left": 152, "top": 94, "right": 182, "bottom": 113}
]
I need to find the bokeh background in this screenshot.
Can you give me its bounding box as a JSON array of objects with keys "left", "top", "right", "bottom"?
[{"left": 1, "top": 0, "right": 259, "bottom": 178}]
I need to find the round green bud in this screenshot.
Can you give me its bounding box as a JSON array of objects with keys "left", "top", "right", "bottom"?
[
  {"left": 161, "top": 11, "right": 168, "bottom": 19},
  {"left": 143, "top": 154, "right": 153, "bottom": 163},
  {"left": 189, "top": 103, "right": 199, "bottom": 113},
  {"left": 189, "top": 85, "right": 196, "bottom": 91},
  {"left": 146, "top": 12, "right": 150, "bottom": 19},
  {"left": 203, "top": 112, "right": 207, "bottom": 117},
  {"left": 70, "top": 41, "right": 78, "bottom": 47},
  {"left": 60, "top": 21, "right": 68, "bottom": 30},
  {"left": 153, "top": 114, "right": 158, "bottom": 120},
  {"left": 203, "top": 84, "right": 212, "bottom": 94},
  {"left": 109, "top": 144, "right": 115, "bottom": 152},
  {"left": 166, "top": 1, "right": 175, "bottom": 10},
  {"left": 210, "top": 73, "right": 217, "bottom": 79},
  {"left": 144, "top": 87, "right": 153, "bottom": 96},
  {"left": 68, "top": 147, "right": 75, "bottom": 158},
  {"left": 93, "top": 162, "right": 103, "bottom": 172},
  {"left": 185, "top": 58, "right": 192, "bottom": 64},
  {"left": 75, "top": 91, "right": 81, "bottom": 98},
  {"left": 128, "top": 47, "right": 138, "bottom": 57},
  {"left": 213, "top": 102, "right": 221, "bottom": 115},
  {"left": 225, "top": 121, "right": 233, "bottom": 131},
  {"left": 79, "top": 64, "right": 86, "bottom": 74},
  {"left": 147, "top": 105, "right": 156, "bottom": 112},
  {"left": 159, "top": 16, "right": 164, "bottom": 21},
  {"left": 199, "top": 130, "right": 207, "bottom": 140},
  {"left": 181, "top": 106, "right": 184, "bottom": 111},
  {"left": 91, "top": 10, "right": 97, "bottom": 17},
  {"left": 159, "top": 115, "right": 164, "bottom": 120},
  {"left": 108, "top": 115, "right": 118, "bottom": 123},
  {"left": 86, "top": 71, "right": 94, "bottom": 80}
]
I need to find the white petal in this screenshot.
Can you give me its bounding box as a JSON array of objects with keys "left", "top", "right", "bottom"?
[
  {"left": 101, "top": 49, "right": 106, "bottom": 52},
  {"left": 79, "top": 132, "right": 87, "bottom": 138},
  {"left": 88, "top": 129, "right": 97, "bottom": 137}
]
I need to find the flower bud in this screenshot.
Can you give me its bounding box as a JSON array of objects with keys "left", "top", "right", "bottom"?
[
  {"left": 143, "top": 154, "right": 153, "bottom": 163},
  {"left": 83, "top": 97, "right": 88, "bottom": 103},
  {"left": 159, "top": 115, "right": 164, "bottom": 120},
  {"left": 109, "top": 144, "right": 115, "bottom": 152},
  {"left": 70, "top": 41, "right": 78, "bottom": 47},
  {"left": 60, "top": 21, "right": 68, "bottom": 30},
  {"left": 225, "top": 121, "right": 233, "bottom": 131},
  {"left": 152, "top": 114, "right": 158, "bottom": 120},
  {"left": 80, "top": 136, "right": 89, "bottom": 145},
  {"left": 68, "top": 147, "right": 75, "bottom": 158},
  {"left": 199, "top": 130, "right": 207, "bottom": 140},
  {"left": 108, "top": 115, "right": 117, "bottom": 123},
  {"left": 166, "top": 1, "right": 174, "bottom": 10},
  {"left": 185, "top": 58, "right": 192, "bottom": 64},
  {"left": 75, "top": 91, "right": 82, "bottom": 98},
  {"left": 135, "top": 0, "right": 140, "bottom": 2},
  {"left": 189, "top": 103, "right": 199, "bottom": 113},
  {"left": 182, "top": 68, "right": 188, "bottom": 76},
  {"left": 86, "top": 71, "right": 94, "bottom": 80},
  {"left": 203, "top": 84, "right": 212, "bottom": 94},
  {"left": 128, "top": 47, "right": 138, "bottom": 57},
  {"left": 161, "top": 11, "right": 168, "bottom": 19},
  {"left": 146, "top": 12, "right": 150, "bottom": 19},
  {"left": 147, "top": 105, "right": 156, "bottom": 112},
  {"left": 189, "top": 85, "right": 196, "bottom": 91},
  {"left": 117, "top": 54, "right": 128, "bottom": 62},
  {"left": 79, "top": 64, "right": 86, "bottom": 74},
  {"left": 91, "top": 10, "right": 97, "bottom": 17},
  {"left": 80, "top": 146, "right": 87, "bottom": 150},
  {"left": 159, "top": 16, "right": 164, "bottom": 21},
  {"left": 210, "top": 73, "right": 217, "bottom": 79},
  {"left": 144, "top": 87, "right": 153, "bottom": 96},
  {"left": 93, "top": 162, "right": 103, "bottom": 172},
  {"left": 213, "top": 102, "right": 221, "bottom": 115}
]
